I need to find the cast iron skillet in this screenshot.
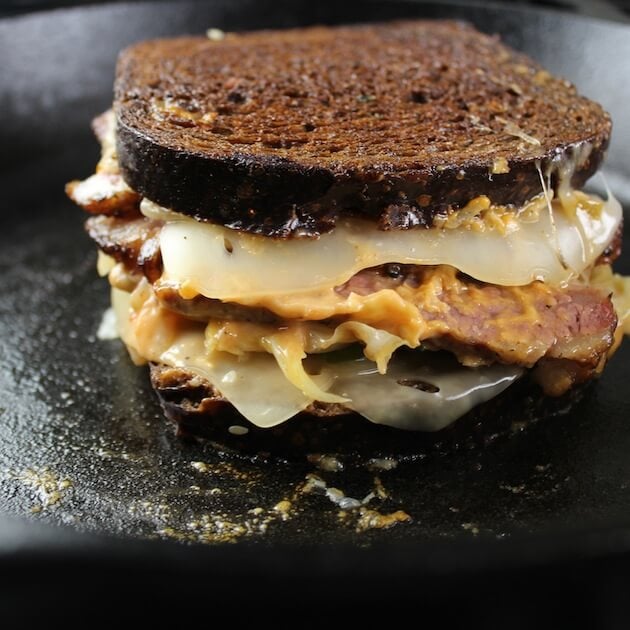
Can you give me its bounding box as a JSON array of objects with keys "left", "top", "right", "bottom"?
[{"left": 2, "top": 0, "right": 630, "bottom": 624}]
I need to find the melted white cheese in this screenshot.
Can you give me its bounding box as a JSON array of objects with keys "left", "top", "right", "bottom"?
[
  {"left": 149, "top": 193, "right": 621, "bottom": 300},
  {"left": 328, "top": 354, "right": 522, "bottom": 431},
  {"left": 164, "top": 331, "right": 522, "bottom": 431}
]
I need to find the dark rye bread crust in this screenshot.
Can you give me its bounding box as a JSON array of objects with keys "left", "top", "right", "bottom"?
[
  {"left": 150, "top": 363, "right": 588, "bottom": 461},
  {"left": 115, "top": 20, "right": 611, "bottom": 237}
]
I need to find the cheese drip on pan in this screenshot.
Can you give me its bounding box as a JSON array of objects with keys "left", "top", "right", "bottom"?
[{"left": 144, "top": 190, "right": 622, "bottom": 300}]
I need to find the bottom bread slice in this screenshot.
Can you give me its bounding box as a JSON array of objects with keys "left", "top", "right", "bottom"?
[{"left": 150, "top": 363, "right": 588, "bottom": 461}]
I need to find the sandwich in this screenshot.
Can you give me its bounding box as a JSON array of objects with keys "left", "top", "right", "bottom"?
[{"left": 66, "top": 20, "right": 630, "bottom": 452}]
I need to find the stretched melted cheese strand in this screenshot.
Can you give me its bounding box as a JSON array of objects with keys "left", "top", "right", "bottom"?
[
  {"left": 151, "top": 192, "right": 621, "bottom": 299},
  {"left": 112, "top": 286, "right": 522, "bottom": 430}
]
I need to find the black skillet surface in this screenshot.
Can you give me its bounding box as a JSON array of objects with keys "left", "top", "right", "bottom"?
[{"left": 2, "top": 0, "right": 630, "bottom": 623}]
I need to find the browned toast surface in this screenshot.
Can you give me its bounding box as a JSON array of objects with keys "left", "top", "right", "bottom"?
[{"left": 115, "top": 20, "right": 610, "bottom": 236}]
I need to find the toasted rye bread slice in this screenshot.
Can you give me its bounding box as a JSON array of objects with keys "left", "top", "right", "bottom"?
[{"left": 115, "top": 20, "right": 610, "bottom": 237}]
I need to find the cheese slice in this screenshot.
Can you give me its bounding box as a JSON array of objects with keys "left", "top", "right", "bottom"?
[
  {"left": 328, "top": 353, "right": 522, "bottom": 431},
  {"left": 149, "top": 190, "right": 621, "bottom": 301}
]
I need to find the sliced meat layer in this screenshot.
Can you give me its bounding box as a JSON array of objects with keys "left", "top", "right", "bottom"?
[
  {"left": 340, "top": 265, "right": 617, "bottom": 371},
  {"left": 154, "top": 285, "right": 278, "bottom": 324},
  {"left": 66, "top": 173, "right": 141, "bottom": 217},
  {"left": 86, "top": 215, "right": 163, "bottom": 282},
  {"left": 531, "top": 356, "right": 606, "bottom": 397},
  {"left": 66, "top": 110, "right": 141, "bottom": 218}
]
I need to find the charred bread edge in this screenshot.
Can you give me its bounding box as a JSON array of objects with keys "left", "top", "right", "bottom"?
[{"left": 116, "top": 116, "right": 609, "bottom": 238}]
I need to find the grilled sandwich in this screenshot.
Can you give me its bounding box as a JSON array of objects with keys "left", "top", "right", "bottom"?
[{"left": 67, "top": 20, "right": 630, "bottom": 451}]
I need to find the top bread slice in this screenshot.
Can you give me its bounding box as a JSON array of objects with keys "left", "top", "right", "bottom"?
[{"left": 115, "top": 20, "right": 611, "bottom": 237}]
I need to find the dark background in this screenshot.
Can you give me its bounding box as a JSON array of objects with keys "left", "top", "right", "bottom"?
[{"left": 1, "top": 0, "right": 630, "bottom": 20}]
